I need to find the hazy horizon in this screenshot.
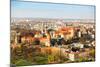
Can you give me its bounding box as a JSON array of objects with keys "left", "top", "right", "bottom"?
[{"left": 11, "top": 0, "right": 95, "bottom": 20}]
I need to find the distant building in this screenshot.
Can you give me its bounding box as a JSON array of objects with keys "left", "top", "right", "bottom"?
[{"left": 58, "top": 27, "right": 74, "bottom": 40}]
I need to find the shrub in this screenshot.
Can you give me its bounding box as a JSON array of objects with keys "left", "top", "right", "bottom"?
[
  {"left": 89, "top": 49, "right": 95, "bottom": 58},
  {"left": 48, "top": 55, "right": 54, "bottom": 63}
]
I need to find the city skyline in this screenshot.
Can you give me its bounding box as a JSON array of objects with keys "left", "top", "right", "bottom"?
[{"left": 11, "top": 0, "right": 95, "bottom": 20}]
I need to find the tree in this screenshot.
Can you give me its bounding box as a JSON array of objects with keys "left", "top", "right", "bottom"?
[{"left": 32, "top": 38, "right": 40, "bottom": 45}]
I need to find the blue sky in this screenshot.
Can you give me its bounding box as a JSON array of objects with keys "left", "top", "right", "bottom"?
[{"left": 11, "top": 0, "right": 95, "bottom": 19}]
